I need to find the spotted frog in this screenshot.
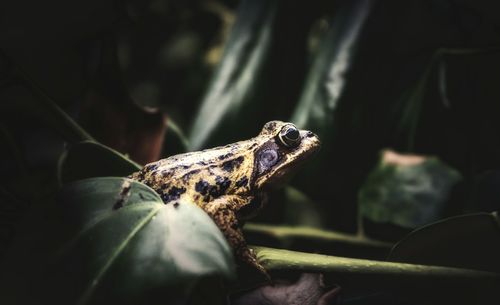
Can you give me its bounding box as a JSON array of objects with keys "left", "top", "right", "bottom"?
[{"left": 129, "top": 121, "right": 320, "bottom": 276}]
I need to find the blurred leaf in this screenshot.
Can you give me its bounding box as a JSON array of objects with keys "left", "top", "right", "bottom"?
[
  {"left": 188, "top": 0, "right": 277, "bottom": 150},
  {"left": 163, "top": 118, "right": 190, "bottom": 156},
  {"left": 59, "top": 141, "right": 141, "bottom": 184},
  {"left": 388, "top": 212, "right": 500, "bottom": 273},
  {"left": 359, "top": 150, "right": 461, "bottom": 229},
  {"left": 396, "top": 62, "right": 432, "bottom": 151},
  {"left": 287, "top": 0, "right": 376, "bottom": 232},
  {"left": 244, "top": 222, "right": 391, "bottom": 260},
  {"left": 291, "top": 0, "right": 373, "bottom": 132},
  {"left": 0, "top": 177, "right": 234, "bottom": 305}
]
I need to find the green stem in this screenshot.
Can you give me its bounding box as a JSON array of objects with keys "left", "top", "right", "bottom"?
[{"left": 252, "top": 246, "right": 500, "bottom": 285}]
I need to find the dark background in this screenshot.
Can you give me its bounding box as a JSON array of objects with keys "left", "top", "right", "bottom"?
[{"left": 2, "top": 0, "right": 500, "bottom": 252}]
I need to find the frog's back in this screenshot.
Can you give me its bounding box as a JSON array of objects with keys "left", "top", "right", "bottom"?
[{"left": 129, "top": 141, "right": 258, "bottom": 206}]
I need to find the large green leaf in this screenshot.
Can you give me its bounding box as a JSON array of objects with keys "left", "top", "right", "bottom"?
[{"left": 0, "top": 177, "right": 234, "bottom": 305}]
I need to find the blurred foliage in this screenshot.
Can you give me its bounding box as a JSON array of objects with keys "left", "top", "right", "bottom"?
[
  {"left": 359, "top": 150, "right": 461, "bottom": 234},
  {"left": 188, "top": 0, "right": 278, "bottom": 150},
  {"left": 389, "top": 212, "right": 500, "bottom": 273},
  {"left": 244, "top": 222, "right": 391, "bottom": 260},
  {"left": 2, "top": 0, "right": 500, "bottom": 304}
]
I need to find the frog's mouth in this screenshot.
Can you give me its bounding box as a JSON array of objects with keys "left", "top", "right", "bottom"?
[{"left": 255, "top": 130, "right": 321, "bottom": 189}]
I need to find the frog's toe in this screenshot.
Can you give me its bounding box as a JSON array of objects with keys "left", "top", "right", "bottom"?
[
  {"left": 242, "top": 249, "right": 271, "bottom": 282},
  {"left": 255, "top": 262, "right": 272, "bottom": 283}
]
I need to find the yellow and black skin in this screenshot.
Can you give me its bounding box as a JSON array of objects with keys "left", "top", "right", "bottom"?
[{"left": 128, "top": 121, "right": 321, "bottom": 277}]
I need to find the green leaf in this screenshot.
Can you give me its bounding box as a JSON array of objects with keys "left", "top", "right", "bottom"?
[
  {"left": 396, "top": 64, "right": 433, "bottom": 150},
  {"left": 287, "top": 0, "right": 375, "bottom": 204},
  {"left": 291, "top": 0, "right": 374, "bottom": 132},
  {"left": 58, "top": 141, "right": 142, "bottom": 184},
  {"left": 188, "top": 0, "right": 277, "bottom": 150},
  {"left": 389, "top": 212, "right": 500, "bottom": 273},
  {"left": 0, "top": 177, "right": 235, "bottom": 305},
  {"left": 358, "top": 150, "right": 461, "bottom": 229},
  {"left": 164, "top": 118, "right": 190, "bottom": 154}
]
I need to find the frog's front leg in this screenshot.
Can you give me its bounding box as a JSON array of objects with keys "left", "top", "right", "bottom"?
[{"left": 203, "top": 195, "right": 269, "bottom": 279}]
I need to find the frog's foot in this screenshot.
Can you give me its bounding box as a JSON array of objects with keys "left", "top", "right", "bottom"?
[
  {"left": 237, "top": 246, "right": 271, "bottom": 282},
  {"left": 203, "top": 195, "right": 271, "bottom": 281}
]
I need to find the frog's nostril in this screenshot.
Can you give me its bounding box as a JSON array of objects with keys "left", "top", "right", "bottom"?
[{"left": 306, "top": 131, "right": 315, "bottom": 138}]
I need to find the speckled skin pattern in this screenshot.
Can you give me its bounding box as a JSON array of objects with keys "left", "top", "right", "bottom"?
[{"left": 128, "top": 121, "right": 320, "bottom": 276}]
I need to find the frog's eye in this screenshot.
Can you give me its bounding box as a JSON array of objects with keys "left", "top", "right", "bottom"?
[{"left": 278, "top": 124, "right": 301, "bottom": 148}]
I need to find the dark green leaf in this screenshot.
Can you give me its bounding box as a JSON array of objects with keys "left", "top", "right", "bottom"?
[
  {"left": 164, "top": 118, "right": 190, "bottom": 154},
  {"left": 291, "top": 0, "right": 373, "bottom": 131},
  {"left": 389, "top": 212, "right": 500, "bottom": 273},
  {"left": 0, "top": 177, "right": 234, "bottom": 305},
  {"left": 359, "top": 150, "right": 461, "bottom": 229},
  {"left": 287, "top": 0, "right": 376, "bottom": 227},
  {"left": 188, "top": 0, "right": 277, "bottom": 150},
  {"left": 396, "top": 63, "right": 433, "bottom": 150}
]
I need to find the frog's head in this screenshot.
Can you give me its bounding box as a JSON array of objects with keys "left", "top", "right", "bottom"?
[{"left": 251, "top": 121, "right": 320, "bottom": 190}]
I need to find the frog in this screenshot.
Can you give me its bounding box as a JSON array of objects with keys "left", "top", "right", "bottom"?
[{"left": 128, "top": 121, "right": 320, "bottom": 277}]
